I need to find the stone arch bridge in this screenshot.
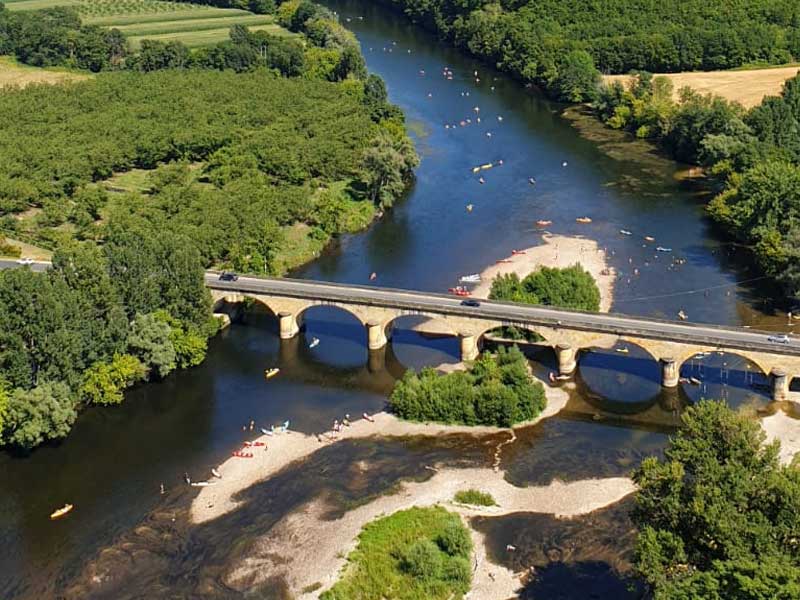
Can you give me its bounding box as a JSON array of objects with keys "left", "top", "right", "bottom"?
[{"left": 208, "top": 274, "right": 800, "bottom": 401}]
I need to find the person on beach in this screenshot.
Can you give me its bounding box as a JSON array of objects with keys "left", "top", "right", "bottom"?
[
  {"left": 363, "top": 412, "right": 375, "bottom": 423},
  {"left": 343, "top": 414, "right": 351, "bottom": 427}
]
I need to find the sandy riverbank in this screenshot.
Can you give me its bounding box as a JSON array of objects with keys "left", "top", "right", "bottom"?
[
  {"left": 470, "top": 233, "right": 615, "bottom": 312},
  {"left": 191, "top": 380, "right": 570, "bottom": 525},
  {"left": 224, "top": 469, "right": 635, "bottom": 598},
  {"left": 761, "top": 409, "right": 800, "bottom": 465},
  {"left": 190, "top": 379, "right": 638, "bottom": 599}
]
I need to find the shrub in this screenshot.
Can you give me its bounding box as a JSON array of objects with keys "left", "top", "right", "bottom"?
[
  {"left": 454, "top": 489, "right": 497, "bottom": 507},
  {"left": 401, "top": 539, "right": 443, "bottom": 581},
  {"left": 489, "top": 264, "right": 601, "bottom": 312},
  {"left": 436, "top": 521, "right": 473, "bottom": 557},
  {"left": 441, "top": 556, "right": 471, "bottom": 585}
]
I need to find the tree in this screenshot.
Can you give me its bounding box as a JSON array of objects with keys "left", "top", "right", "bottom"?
[
  {"left": 489, "top": 264, "right": 601, "bottom": 312},
  {"left": 126, "top": 313, "right": 177, "bottom": 380},
  {"left": 360, "top": 131, "right": 418, "bottom": 208},
  {"left": 632, "top": 401, "right": 800, "bottom": 599},
  {"left": 80, "top": 354, "right": 145, "bottom": 405},
  {"left": 2, "top": 382, "right": 77, "bottom": 449},
  {"left": 550, "top": 50, "right": 600, "bottom": 102}
]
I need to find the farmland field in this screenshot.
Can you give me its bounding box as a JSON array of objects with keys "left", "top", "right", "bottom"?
[
  {"left": 4, "top": 0, "right": 288, "bottom": 48},
  {"left": 0, "top": 56, "right": 89, "bottom": 88}
]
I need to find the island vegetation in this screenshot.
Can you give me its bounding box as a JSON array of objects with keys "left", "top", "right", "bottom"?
[
  {"left": 0, "top": 1, "right": 418, "bottom": 450},
  {"left": 453, "top": 489, "right": 496, "bottom": 507},
  {"left": 632, "top": 401, "right": 800, "bottom": 598},
  {"left": 390, "top": 346, "right": 545, "bottom": 427},
  {"left": 489, "top": 264, "right": 601, "bottom": 312},
  {"left": 321, "top": 506, "right": 473, "bottom": 600}
]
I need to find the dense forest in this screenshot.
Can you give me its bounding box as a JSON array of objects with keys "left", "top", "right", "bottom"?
[
  {"left": 0, "top": 2, "right": 417, "bottom": 450},
  {"left": 378, "top": 0, "right": 800, "bottom": 101}
]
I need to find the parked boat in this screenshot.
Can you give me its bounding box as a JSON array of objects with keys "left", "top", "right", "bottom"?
[
  {"left": 459, "top": 274, "right": 481, "bottom": 282},
  {"left": 615, "top": 347, "right": 629, "bottom": 354},
  {"left": 50, "top": 504, "right": 73, "bottom": 520},
  {"left": 448, "top": 286, "right": 471, "bottom": 296},
  {"left": 190, "top": 481, "right": 217, "bottom": 487},
  {"left": 575, "top": 217, "right": 592, "bottom": 224},
  {"left": 260, "top": 427, "right": 274, "bottom": 436},
  {"left": 689, "top": 377, "right": 702, "bottom": 386},
  {"left": 211, "top": 468, "right": 222, "bottom": 479},
  {"left": 511, "top": 249, "right": 526, "bottom": 255},
  {"left": 264, "top": 368, "right": 280, "bottom": 379}
]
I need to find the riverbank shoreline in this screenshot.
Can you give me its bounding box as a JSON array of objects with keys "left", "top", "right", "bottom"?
[
  {"left": 470, "top": 233, "right": 615, "bottom": 312},
  {"left": 190, "top": 378, "right": 571, "bottom": 525}
]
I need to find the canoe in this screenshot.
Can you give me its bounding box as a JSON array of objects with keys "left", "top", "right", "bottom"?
[
  {"left": 309, "top": 338, "right": 320, "bottom": 348},
  {"left": 644, "top": 236, "right": 655, "bottom": 242},
  {"left": 190, "top": 481, "right": 217, "bottom": 487},
  {"left": 260, "top": 428, "right": 274, "bottom": 436},
  {"left": 619, "top": 229, "right": 632, "bottom": 236},
  {"left": 211, "top": 468, "right": 222, "bottom": 479},
  {"left": 50, "top": 504, "right": 73, "bottom": 520},
  {"left": 536, "top": 220, "right": 552, "bottom": 226},
  {"left": 264, "top": 368, "right": 280, "bottom": 379},
  {"left": 576, "top": 217, "right": 592, "bottom": 224}
]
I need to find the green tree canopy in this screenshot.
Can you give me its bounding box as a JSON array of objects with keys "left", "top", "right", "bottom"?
[
  {"left": 489, "top": 264, "right": 601, "bottom": 312},
  {"left": 632, "top": 401, "right": 800, "bottom": 599}
]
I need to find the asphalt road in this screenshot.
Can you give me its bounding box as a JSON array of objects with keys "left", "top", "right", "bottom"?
[
  {"left": 207, "top": 273, "right": 800, "bottom": 358},
  {"left": 0, "top": 258, "right": 50, "bottom": 273}
]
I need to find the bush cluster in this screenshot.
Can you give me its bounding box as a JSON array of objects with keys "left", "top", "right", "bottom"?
[
  {"left": 390, "top": 346, "right": 546, "bottom": 427},
  {"left": 489, "top": 265, "right": 601, "bottom": 312},
  {"left": 453, "top": 489, "right": 497, "bottom": 507}
]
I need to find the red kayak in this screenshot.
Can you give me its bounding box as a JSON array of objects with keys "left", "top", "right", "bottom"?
[
  {"left": 511, "top": 249, "right": 526, "bottom": 255},
  {"left": 232, "top": 451, "right": 254, "bottom": 458},
  {"left": 448, "top": 287, "right": 471, "bottom": 296}
]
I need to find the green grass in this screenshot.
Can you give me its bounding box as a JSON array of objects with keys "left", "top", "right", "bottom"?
[
  {"left": 127, "top": 23, "right": 290, "bottom": 48},
  {"left": 321, "top": 506, "right": 473, "bottom": 600},
  {"left": 103, "top": 169, "right": 154, "bottom": 194},
  {"left": 110, "top": 14, "right": 275, "bottom": 35},
  {"left": 453, "top": 489, "right": 497, "bottom": 507},
  {"left": 84, "top": 8, "right": 251, "bottom": 26}
]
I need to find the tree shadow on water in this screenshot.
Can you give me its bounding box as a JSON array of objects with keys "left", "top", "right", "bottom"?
[{"left": 520, "top": 560, "right": 644, "bottom": 600}]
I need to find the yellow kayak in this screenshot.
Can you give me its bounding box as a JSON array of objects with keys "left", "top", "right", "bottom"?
[
  {"left": 50, "top": 504, "right": 73, "bottom": 520},
  {"left": 264, "top": 368, "right": 280, "bottom": 379}
]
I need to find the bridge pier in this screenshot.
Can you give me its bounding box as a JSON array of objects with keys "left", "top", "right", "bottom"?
[
  {"left": 278, "top": 311, "right": 299, "bottom": 339},
  {"left": 556, "top": 343, "right": 577, "bottom": 376},
  {"left": 661, "top": 357, "right": 679, "bottom": 388},
  {"left": 366, "top": 321, "right": 388, "bottom": 350},
  {"left": 460, "top": 333, "right": 479, "bottom": 362},
  {"left": 772, "top": 368, "right": 789, "bottom": 402},
  {"left": 368, "top": 345, "right": 386, "bottom": 373}
]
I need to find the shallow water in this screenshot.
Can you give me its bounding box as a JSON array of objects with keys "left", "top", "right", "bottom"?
[{"left": 0, "top": 0, "right": 792, "bottom": 596}]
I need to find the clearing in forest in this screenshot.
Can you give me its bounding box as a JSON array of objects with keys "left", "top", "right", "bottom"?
[
  {"left": 5, "top": 0, "right": 286, "bottom": 48},
  {"left": 0, "top": 56, "right": 89, "bottom": 88},
  {"left": 605, "top": 65, "right": 800, "bottom": 108}
]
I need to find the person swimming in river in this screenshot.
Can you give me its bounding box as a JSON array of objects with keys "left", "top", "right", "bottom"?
[{"left": 369, "top": 272, "right": 377, "bottom": 281}]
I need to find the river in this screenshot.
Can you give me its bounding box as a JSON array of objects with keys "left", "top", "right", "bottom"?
[{"left": 0, "top": 0, "right": 788, "bottom": 597}]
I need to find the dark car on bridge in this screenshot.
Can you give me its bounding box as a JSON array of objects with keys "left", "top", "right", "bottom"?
[
  {"left": 219, "top": 272, "right": 239, "bottom": 282},
  {"left": 461, "top": 299, "right": 480, "bottom": 307}
]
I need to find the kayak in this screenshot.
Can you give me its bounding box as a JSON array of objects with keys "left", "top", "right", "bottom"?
[
  {"left": 211, "top": 468, "right": 222, "bottom": 479},
  {"left": 190, "top": 481, "right": 217, "bottom": 487},
  {"left": 575, "top": 217, "right": 592, "bottom": 224},
  {"left": 656, "top": 246, "right": 672, "bottom": 252},
  {"left": 50, "top": 504, "right": 73, "bottom": 520},
  {"left": 619, "top": 229, "right": 632, "bottom": 236},
  {"left": 264, "top": 368, "right": 280, "bottom": 379},
  {"left": 309, "top": 338, "right": 320, "bottom": 348},
  {"left": 459, "top": 274, "right": 481, "bottom": 282},
  {"left": 536, "top": 220, "right": 552, "bottom": 227}
]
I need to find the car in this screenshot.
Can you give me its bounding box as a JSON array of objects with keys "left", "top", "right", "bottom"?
[
  {"left": 767, "top": 334, "right": 791, "bottom": 344},
  {"left": 219, "top": 272, "right": 239, "bottom": 282},
  {"left": 461, "top": 299, "right": 481, "bottom": 307},
  {"left": 16, "top": 258, "right": 33, "bottom": 265}
]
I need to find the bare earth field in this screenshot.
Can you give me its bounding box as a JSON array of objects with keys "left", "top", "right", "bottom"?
[
  {"left": 0, "top": 56, "right": 88, "bottom": 88},
  {"left": 605, "top": 65, "right": 800, "bottom": 108}
]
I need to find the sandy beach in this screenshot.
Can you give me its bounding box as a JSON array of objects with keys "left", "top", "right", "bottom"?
[
  {"left": 761, "top": 409, "right": 800, "bottom": 465},
  {"left": 471, "top": 233, "right": 615, "bottom": 312},
  {"left": 224, "top": 470, "right": 635, "bottom": 598},
  {"left": 189, "top": 378, "right": 639, "bottom": 599}
]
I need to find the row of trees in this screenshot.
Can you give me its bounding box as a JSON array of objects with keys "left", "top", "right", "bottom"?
[
  {"left": 377, "top": 0, "right": 800, "bottom": 101},
  {"left": 390, "top": 346, "right": 546, "bottom": 427},
  {"left": 594, "top": 72, "right": 800, "bottom": 298},
  {"left": 0, "top": 226, "right": 215, "bottom": 449},
  {"left": 489, "top": 265, "right": 601, "bottom": 312}
]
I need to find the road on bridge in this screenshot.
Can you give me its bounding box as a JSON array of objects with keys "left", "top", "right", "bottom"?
[{"left": 206, "top": 273, "right": 800, "bottom": 358}]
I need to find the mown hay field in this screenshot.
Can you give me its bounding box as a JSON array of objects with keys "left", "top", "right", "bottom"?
[
  {"left": 0, "top": 56, "right": 89, "bottom": 89},
  {"left": 4, "top": 0, "right": 286, "bottom": 48},
  {"left": 605, "top": 65, "right": 800, "bottom": 108}
]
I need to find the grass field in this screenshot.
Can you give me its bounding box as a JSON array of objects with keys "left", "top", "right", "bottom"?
[
  {"left": 0, "top": 56, "right": 89, "bottom": 88},
  {"left": 605, "top": 65, "right": 800, "bottom": 108},
  {"left": 5, "top": 0, "right": 289, "bottom": 48}
]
